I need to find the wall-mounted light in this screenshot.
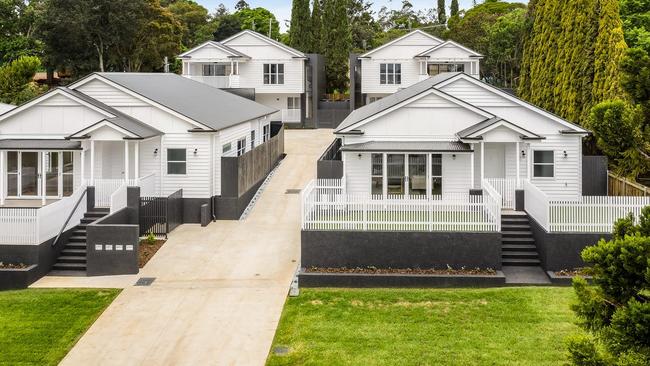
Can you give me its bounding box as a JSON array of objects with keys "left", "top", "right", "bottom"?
[
  {"left": 194, "top": 148, "right": 198, "bottom": 155},
  {"left": 563, "top": 150, "right": 568, "bottom": 158},
  {"left": 357, "top": 153, "right": 362, "bottom": 159},
  {"left": 521, "top": 150, "right": 526, "bottom": 158},
  {"left": 452, "top": 154, "right": 457, "bottom": 160},
  {"left": 154, "top": 148, "right": 158, "bottom": 155}
]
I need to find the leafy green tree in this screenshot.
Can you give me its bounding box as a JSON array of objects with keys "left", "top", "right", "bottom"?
[
  {"left": 377, "top": 1, "right": 426, "bottom": 31},
  {"left": 0, "top": 0, "right": 42, "bottom": 64},
  {"left": 567, "top": 233, "right": 650, "bottom": 365},
  {"left": 236, "top": 7, "right": 280, "bottom": 39},
  {"left": 348, "top": 0, "right": 380, "bottom": 52},
  {"left": 485, "top": 8, "right": 527, "bottom": 87},
  {"left": 437, "top": 0, "right": 446, "bottom": 24},
  {"left": 289, "top": 0, "right": 311, "bottom": 51},
  {"left": 310, "top": 0, "right": 323, "bottom": 53},
  {"left": 620, "top": 48, "right": 650, "bottom": 117},
  {"left": 167, "top": 0, "right": 210, "bottom": 48},
  {"left": 450, "top": 0, "right": 459, "bottom": 17},
  {"left": 620, "top": 0, "right": 650, "bottom": 52},
  {"left": 213, "top": 14, "right": 242, "bottom": 40},
  {"left": 592, "top": 0, "right": 627, "bottom": 105},
  {"left": 322, "top": 0, "right": 351, "bottom": 92},
  {"left": 234, "top": 0, "right": 248, "bottom": 11},
  {"left": 0, "top": 56, "right": 45, "bottom": 105}
]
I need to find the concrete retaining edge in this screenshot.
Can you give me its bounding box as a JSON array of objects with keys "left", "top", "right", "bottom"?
[{"left": 299, "top": 270, "right": 506, "bottom": 288}]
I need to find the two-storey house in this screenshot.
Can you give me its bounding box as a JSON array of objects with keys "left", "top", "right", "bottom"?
[{"left": 351, "top": 30, "right": 483, "bottom": 108}]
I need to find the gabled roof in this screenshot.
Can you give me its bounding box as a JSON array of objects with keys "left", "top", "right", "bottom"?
[
  {"left": 177, "top": 41, "right": 250, "bottom": 59},
  {"left": 0, "top": 139, "right": 81, "bottom": 150},
  {"left": 360, "top": 30, "right": 444, "bottom": 58},
  {"left": 335, "top": 73, "right": 490, "bottom": 133},
  {"left": 221, "top": 30, "right": 306, "bottom": 58},
  {"left": 71, "top": 73, "right": 277, "bottom": 131},
  {"left": 415, "top": 40, "right": 483, "bottom": 58},
  {"left": 340, "top": 141, "right": 473, "bottom": 153},
  {"left": 457, "top": 117, "right": 542, "bottom": 140},
  {"left": 0, "top": 102, "right": 14, "bottom": 114}
]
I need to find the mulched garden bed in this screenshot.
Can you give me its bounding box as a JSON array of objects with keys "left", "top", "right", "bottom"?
[
  {"left": 0, "top": 262, "right": 29, "bottom": 270},
  {"left": 554, "top": 268, "right": 591, "bottom": 277},
  {"left": 304, "top": 266, "right": 498, "bottom": 276},
  {"left": 138, "top": 239, "right": 166, "bottom": 268}
]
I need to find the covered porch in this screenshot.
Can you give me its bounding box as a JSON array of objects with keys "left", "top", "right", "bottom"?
[{"left": 181, "top": 59, "right": 246, "bottom": 89}]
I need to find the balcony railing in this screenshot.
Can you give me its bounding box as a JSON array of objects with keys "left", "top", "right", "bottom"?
[
  {"left": 183, "top": 75, "right": 239, "bottom": 88},
  {"left": 281, "top": 109, "right": 301, "bottom": 123}
]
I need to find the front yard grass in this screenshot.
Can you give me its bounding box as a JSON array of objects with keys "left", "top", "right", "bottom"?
[
  {"left": 267, "top": 287, "right": 577, "bottom": 366},
  {"left": 0, "top": 288, "right": 120, "bottom": 365}
]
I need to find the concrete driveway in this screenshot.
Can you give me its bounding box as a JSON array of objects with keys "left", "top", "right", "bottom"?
[{"left": 60, "top": 129, "right": 334, "bottom": 366}]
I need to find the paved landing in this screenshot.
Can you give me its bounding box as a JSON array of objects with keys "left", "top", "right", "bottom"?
[
  {"left": 502, "top": 266, "right": 552, "bottom": 285},
  {"left": 58, "top": 129, "right": 335, "bottom": 366}
]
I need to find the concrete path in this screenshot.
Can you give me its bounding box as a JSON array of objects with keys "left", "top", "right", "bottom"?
[
  {"left": 59, "top": 129, "right": 334, "bottom": 366},
  {"left": 502, "top": 266, "right": 552, "bottom": 285}
]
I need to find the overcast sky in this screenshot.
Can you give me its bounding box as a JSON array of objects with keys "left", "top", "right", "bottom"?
[{"left": 195, "top": 1, "right": 513, "bottom": 31}]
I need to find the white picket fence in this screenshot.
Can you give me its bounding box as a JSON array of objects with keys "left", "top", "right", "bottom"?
[
  {"left": 484, "top": 178, "right": 521, "bottom": 209},
  {"left": 524, "top": 180, "right": 550, "bottom": 230},
  {"left": 301, "top": 179, "right": 500, "bottom": 232},
  {"left": 0, "top": 185, "right": 87, "bottom": 245},
  {"left": 548, "top": 196, "right": 650, "bottom": 232},
  {"left": 110, "top": 184, "right": 128, "bottom": 214},
  {"left": 88, "top": 179, "right": 125, "bottom": 208},
  {"left": 137, "top": 173, "right": 157, "bottom": 197}
]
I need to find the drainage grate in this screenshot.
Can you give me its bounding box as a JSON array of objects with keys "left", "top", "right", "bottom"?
[
  {"left": 134, "top": 277, "right": 156, "bottom": 286},
  {"left": 272, "top": 346, "right": 290, "bottom": 355},
  {"left": 285, "top": 189, "right": 301, "bottom": 194}
]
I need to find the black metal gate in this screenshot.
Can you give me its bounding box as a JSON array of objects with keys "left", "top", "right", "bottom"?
[{"left": 139, "top": 189, "right": 183, "bottom": 236}]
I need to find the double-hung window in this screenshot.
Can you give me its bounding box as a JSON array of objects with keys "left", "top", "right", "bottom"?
[
  {"left": 236, "top": 137, "right": 246, "bottom": 156},
  {"left": 431, "top": 154, "right": 442, "bottom": 196},
  {"left": 263, "top": 64, "right": 284, "bottom": 84},
  {"left": 533, "top": 151, "right": 554, "bottom": 178},
  {"left": 263, "top": 124, "right": 270, "bottom": 142},
  {"left": 287, "top": 96, "right": 300, "bottom": 109},
  {"left": 167, "top": 149, "right": 187, "bottom": 175},
  {"left": 380, "top": 63, "right": 401, "bottom": 85},
  {"left": 371, "top": 154, "right": 383, "bottom": 196},
  {"left": 251, "top": 130, "right": 256, "bottom": 150}
]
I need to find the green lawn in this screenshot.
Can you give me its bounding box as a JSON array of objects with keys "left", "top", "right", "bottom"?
[
  {"left": 267, "top": 287, "right": 578, "bottom": 366},
  {"left": 0, "top": 288, "right": 120, "bottom": 366}
]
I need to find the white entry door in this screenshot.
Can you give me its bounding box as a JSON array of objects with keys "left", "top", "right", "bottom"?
[{"left": 484, "top": 144, "right": 506, "bottom": 179}]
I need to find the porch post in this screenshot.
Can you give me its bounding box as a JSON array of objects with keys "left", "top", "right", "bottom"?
[
  {"left": 0, "top": 150, "right": 4, "bottom": 205},
  {"left": 382, "top": 153, "right": 387, "bottom": 198},
  {"left": 41, "top": 151, "right": 46, "bottom": 206},
  {"left": 470, "top": 148, "right": 475, "bottom": 189},
  {"left": 134, "top": 141, "right": 139, "bottom": 181},
  {"left": 516, "top": 141, "right": 521, "bottom": 187},
  {"left": 481, "top": 141, "right": 485, "bottom": 188},
  {"left": 80, "top": 147, "right": 85, "bottom": 184},
  {"left": 90, "top": 140, "right": 95, "bottom": 184},
  {"left": 526, "top": 144, "right": 532, "bottom": 180},
  {"left": 124, "top": 140, "right": 130, "bottom": 182}
]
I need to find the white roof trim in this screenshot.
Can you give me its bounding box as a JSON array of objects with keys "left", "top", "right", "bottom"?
[
  {"left": 339, "top": 88, "right": 494, "bottom": 133},
  {"left": 416, "top": 40, "right": 483, "bottom": 58},
  {"left": 69, "top": 120, "right": 138, "bottom": 139},
  {"left": 464, "top": 120, "right": 540, "bottom": 139},
  {"left": 0, "top": 88, "right": 115, "bottom": 123},
  {"left": 360, "top": 30, "right": 444, "bottom": 58},
  {"left": 221, "top": 30, "right": 305, "bottom": 58},
  {"left": 69, "top": 74, "right": 212, "bottom": 131},
  {"left": 177, "top": 41, "right": 249, "bottom": 59},
  {"left": 435, "top": 74, "right": 589, "bottom": 133}
]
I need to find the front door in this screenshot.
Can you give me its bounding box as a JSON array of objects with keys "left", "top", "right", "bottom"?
[
  {"left": 387, "top": 154, "right": 405, "bottom": 196},
  {"left": 484, "top": 144, "right": 506, "bottom": 179},
  {"left": 20, "top": 152, "right": 40, "bottom": 197},
  {"left": 408, "top": 154, "right": 427, "bottom": 196}
]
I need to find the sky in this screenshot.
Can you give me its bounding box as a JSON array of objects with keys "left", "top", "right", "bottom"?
[{"left": 195, "top": 1, "right": 511, "bottom": 32}]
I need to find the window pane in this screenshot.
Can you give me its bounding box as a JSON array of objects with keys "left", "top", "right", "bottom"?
[
  {"left": 168, "top": 162, "right": 186, "bottom": 175},
  {"left": 371, "top": 153, "right": 383, "bottom": 176},
  {"left": 387, "top": 74, "right": 394, "bottom": 84},
  {"left": 380, "top": 64, "right": 386, "bottom": 73},
  {"left": 271, "top": 64, "right": 276, "bottom": 73},
  {"left": 7, "top": 151, "right": 17, "bottom": 173},
  {"left": 534, "top": 165, "right": 554, "bottom": 177},
  {"left": 271, "top": 74, "right": 277, "bottom": 84},
  {"left": 534, "top": 151, "right": 554, "bottom": 164},
  {"left": 395, "top": 64, "right": 401, "bottom": 73},
  {"left": 371, "top": 177, "right": 383, "bottom": 195},
  {"left": 264, "top": 75, "right": 270, "bottom": 84},
  {"left": 62, "top": 174, "right": 73, "bottom": 197},
  {"left": 222, "top": 143, "right": 231, "bottom": 153},
  {"left": 387, "top": 64, "right": 393, "bottom": 73},
  {"left": 7, "top": 173, "right": 17, "bottom": 196},
  {"left": 396, "top": 74, "right": 401, "bottom": 84},
  {"left": 278, "top": 74, "right": 284, "bottom": 84},
  {"left": 264, "top": 64, "right": 269, "bottom": 73},
  {"left": 167, "top": 149, "right": 186, "bottom": 162},
  {"left": 380, "top": 74, "right": 386, "bottom": 84},
  {"left": 431, "top": 177, "right": 442, "bottom": 196},
  {"left": 63, "top": 151, "right": 73, "bottom": 173},
  {"left": 431, "top": 154, "right": 442, "bottom": 176},
  {"left": 278, "top": 64, "right": 284, "bottom": 73}
]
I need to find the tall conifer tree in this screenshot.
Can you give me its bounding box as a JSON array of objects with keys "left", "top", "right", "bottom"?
[
  {"left": 437, "top": 0, "right": 447, "bottom": 24},
  {"left": 310, "top": 0, "right": 323, "bottom": 54},
  {"left": 450, "top": 0, "right": 459, "bottom": 17},
  {"left": 592, "top": 0, "right": 627, "bottom": 103},
  {"left": 321, "top": 0, "right": 351, "bottom": 92},
  {"left": 289, "top": 0, "right": 311, "bottom": 51}
]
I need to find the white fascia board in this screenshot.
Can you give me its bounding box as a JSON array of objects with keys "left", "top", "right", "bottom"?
[
  {"left": 360, "top": 30, "right": 444, "bottom": 58},
  {"left": 69, "top": 120, "right": 138, "bottom": 139},
  {"left": 416, "top": 40, "right": 483, "bottom": 58},
  {"left": 465, "top": 120, "right": 540, "bottom": 139},
  {"left": 221, "top": 30, "right": 305, "bottom": 58}
]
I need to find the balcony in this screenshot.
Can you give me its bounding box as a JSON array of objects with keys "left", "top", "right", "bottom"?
[
  {"left": 281, "top": 109, "right": 301, "bottom": 123},
  {"left": 183, "top": 75, "right": 239, "bottom": 89}
]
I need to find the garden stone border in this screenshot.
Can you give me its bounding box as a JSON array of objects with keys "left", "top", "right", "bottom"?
[{"left": 0, "top": 264, "right": 39, "bottom": 290}]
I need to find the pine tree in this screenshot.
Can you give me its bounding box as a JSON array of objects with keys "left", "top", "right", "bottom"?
[
  {"left": 450, "top": 0, "right": 459, "bottom": 17},
  {"left": 289, "top": 0, "right": 311, "bottom": 52},
  {"left": 321, "top": 0, "right": 351, "bottom": 92},
  {"left": 592, "top": 0, "right": 627, "bottom": 103},
  {"left": 310, "top": 0, "right": 323, "bottom": 54},
  {"left": 437, "top": 0, "right": 447, "bottom": 24}
]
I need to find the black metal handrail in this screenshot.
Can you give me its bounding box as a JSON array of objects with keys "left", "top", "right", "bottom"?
[{"left": 52, "top": 187, "right": 88, "bottom": 247}]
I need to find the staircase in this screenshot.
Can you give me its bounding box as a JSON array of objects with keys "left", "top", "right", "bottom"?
[
  {"left": 501, "top": 211, "right": 541, "bottom": 266},
  {"left": 51, "top": 208, "right": 109, "bottom": 275}
]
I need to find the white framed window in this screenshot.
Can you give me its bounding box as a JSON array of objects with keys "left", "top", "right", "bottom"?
[
  {"left": 251, "top": 130, "right": 256, "bottom": 150},
  {"left": 380, "top": 63, "right": 401, "bottom": 85},
  {"left": 431, "top": 154, "right": 442, "bottom": 196},
  {"left": 368, "top": 96, "right": 383, "bottom": 104},
  {"left": 263, "top": 63, "right": 284, "bottom": 84},
  {"left": 167, "top": 149, "right": 186, "bottom": 175},
  {"left": 202, "top": 64, "right": 227, "bottom": 76},
  {"left": 236, "top": 137, "right": 246, "bottom": 156},
  {"left": 533, "top": 150, "right": 554, "bottom": 178},
  {"left": 287, "top": 97, "right": 300, "bottom": 109},
  {"left": 222, "top": 143, "right": 232, "bottom": 154},
  {"left": 371, "top": 153, "right": 383, "bottom": 196},
  {"left": 263, "top": 124, "right": 270, "bottom": 142}
]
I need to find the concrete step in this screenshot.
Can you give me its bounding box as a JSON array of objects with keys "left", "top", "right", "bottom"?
[
  {"left": 502, "top": 258, "right": 541, "bottom": 266},
  {"left": 501, "top": 224, "right": 531, "bottom": 231},
  {"left": 502, "top": 231, "right": 533, "bottom": 238},
  {"left": 48, "top": 270, "right": 87, "bottom": 277},
  {"left": 52, "top": 262, "right": 87, "bottom": 271},
  {"left": 502, "top": 237, "right": 536, "bottom": 244},
  {"left": 503, "top": 251, "right": 540, "bottom": 259},
  {"left": 81, "top": 218, "right": 97, "bottom": 224},
  {"left": 61, "top": 248, "right": 87, "bottom": 256},
  {"left": 57, "top": 256, "right": 86, "bottom": 264},
  {"left": 68, "top": 236, "right": 87, "bottom": 243},
  {"left": 502, "top": 244, "right": 537, "bottom": 251},
  {"left": 72, "top": 229, "right": 87, "bottom": 236},
  {"left": 64, "top": 242, "right": 87, "bottom": 250},
  {"left": 85, "top": 211, "right": 108, "bottom": 218}
]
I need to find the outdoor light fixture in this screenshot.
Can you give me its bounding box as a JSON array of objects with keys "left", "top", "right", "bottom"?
[
  {"left": 521, "top": 150, "right": 526, "bottom": 158},
  {"left": 358, "top": 153, "right": 362, "bottom": 159},
  {"left": 563, "top": 150, "right": 568, "bottom": 158},
  {"left": 154, "top": 148, "right": 158, "bottom": 155},
  {"left": 452, "top": 154, "right": 457, "bottom": 160},
  {"left": 194, "top": 148, "right": 198, "bottom": 155}
]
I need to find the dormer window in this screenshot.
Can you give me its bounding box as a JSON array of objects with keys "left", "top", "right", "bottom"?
[{"left": 380, "top": 63, "right": 401, "bottom": 85}]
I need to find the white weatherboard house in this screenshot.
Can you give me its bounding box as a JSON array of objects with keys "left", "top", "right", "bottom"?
[
  {"left": 178, "top": 30, "right": 309, "bottom": 125},
  {"left": 356, "top": 30, "right": 482, "bottom": 106},
  {"left": 302, "top": 72, "right": 650, "bottom": 274}
]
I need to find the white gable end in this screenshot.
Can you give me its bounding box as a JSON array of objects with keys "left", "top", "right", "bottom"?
[
  {"left": 76, "top": 78, "right": 147, "bottom": 107},
  {"left": 421, "top": 44, "right": 480, "bottom": 59},
  {"left": 440, "top": 78, "right": 517, "bottom": 107},
  {"left": 365, "top": 31, "right": 442, "bottom": 59},
  {"left": 184, "top": 43, "right": 237, "bottom": 60},
  {"left": 223, "top": 32, "right": 296, "bottom": 59}
]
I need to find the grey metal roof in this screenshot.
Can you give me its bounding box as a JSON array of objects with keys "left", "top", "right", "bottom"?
[
  {"left": 0, "top": 139, "right": 82, "bottom": 150},
  {"left": 457, "top": 117, "right": 542, "bottom": 139},
  {"left": 340, "top": 141, "right": 473, "bottom": 152},
  {"left": 335, "top": 73, "right": 463, "bottom": 132},
  {"left": 64, "top": 88, "right": 162, "bottom": 139},
  {"left": 93, "top": 73, "right": 277, "bottom": 130},
  {"left": 0, "top": 102, "right": 14, "bottom": 114}
]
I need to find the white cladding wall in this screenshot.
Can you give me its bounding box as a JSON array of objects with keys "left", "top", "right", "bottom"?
[
  {"left": 361, "top": 59, "right": 421, "bottom": 95},
  {"left": 185, "top": 43, "right": 235, "bottom": 60},
  {"left": 528, "top": 135, "right": 582, "bottom": 198},
  {"left": 138, "top": 137, "right": 162, "bottom": 194},
  {"left": 255, "top": 94, "right": 299, "bottom": 121},
  {"left": 161, "top": 134, "right": 212, "bottom": 198}
]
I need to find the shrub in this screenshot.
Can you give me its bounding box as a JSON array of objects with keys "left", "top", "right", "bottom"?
[
  {"left": 146, "top": 232, "right": 156, "bottom": 245},
  {"left": 612, "top": 213, "right": 638, "bottom": 239}
]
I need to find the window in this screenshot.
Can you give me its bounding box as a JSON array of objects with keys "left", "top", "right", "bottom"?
[
  {"left": 263, "top": 63, "right": 284, "bottom": 84},
  {"left": 222, "top": 143, "right": 232, "bottom": 154},
  {"left": 380, "top": 63, "right": 401, "bottom": 85},
  {"left": 427, "top": 63, "right": 464, "bottom": 76},
  {"left": 533, "top": 151, "right": 554, "bottom": 178},
  {"left": 202, "top": 64, "right": 227, "bottom": 76},
  {"left": 167, "top": 149, "right": 186, "bottom": 175},
  {"left": 263, "top": 124, "right": 270, "bottom": 142},
  {"left": 251, "top": 130, "right": 256, "bottom": 150},
  {"left": 62, "top": 151, "right": 73, "bottom": 196},
  {"left": 431, "top": 154, "right": 442, "bottom": 196},
  {"left": 236, "top": 137, "right": 246, "bottom": 156},
  {"left": 368, "top": 96, "right": 383, "bottom": 104},
  {"left": 371, "top": 154, "right": 383, "bottom": 196},
  {"left": 287, "top": 97, "right": 300, "bottom": 109}
]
